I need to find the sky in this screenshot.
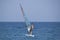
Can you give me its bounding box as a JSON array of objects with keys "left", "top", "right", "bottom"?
[{"left": 0, "top": 0, "right": 60, "bottom": 22}]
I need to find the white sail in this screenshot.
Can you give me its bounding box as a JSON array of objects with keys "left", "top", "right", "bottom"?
[{"left": 20, "top": 4, "right": 31, "bottom": 27}]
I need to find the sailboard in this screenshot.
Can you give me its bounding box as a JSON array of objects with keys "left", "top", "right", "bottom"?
[
  {"left": 20, "top": 3, "right": 34, "bottom": 37},
  {"left": 25, "top": 34, "right": 34, "bottom": 37}
]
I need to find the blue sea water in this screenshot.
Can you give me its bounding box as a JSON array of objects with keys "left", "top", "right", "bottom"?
[{"left": 0, "top": 22, "right": 60, "bottom": 40}]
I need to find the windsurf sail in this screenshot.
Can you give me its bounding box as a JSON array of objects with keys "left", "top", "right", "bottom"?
[
  {"left": 20, "top": 4, "right": 34, "bottom": 36},
  {"left": 20, "top": 4, "right": 31, "bottom": 27}
]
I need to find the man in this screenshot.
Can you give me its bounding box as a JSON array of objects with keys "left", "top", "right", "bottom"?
[{"left": 27, "top": 24, "right": 34, "bottom": 35}]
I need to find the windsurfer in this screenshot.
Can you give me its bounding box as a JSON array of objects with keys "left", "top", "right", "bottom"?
[{"left": 27, "top": 24, "right": 34, "bottom": 35}]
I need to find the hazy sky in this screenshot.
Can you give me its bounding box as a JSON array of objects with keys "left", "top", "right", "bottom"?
[{"left": 0, "top": 0, "right": 60, "bottom": 22}]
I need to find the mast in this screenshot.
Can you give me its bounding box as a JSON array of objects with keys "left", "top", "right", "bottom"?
[{"left": 20, "top": 4, "right": 31, "bottom": 27}]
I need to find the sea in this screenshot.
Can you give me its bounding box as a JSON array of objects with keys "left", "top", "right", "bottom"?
[{"left": 0, "top": 22, "right": 60, "bottom": 40}]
